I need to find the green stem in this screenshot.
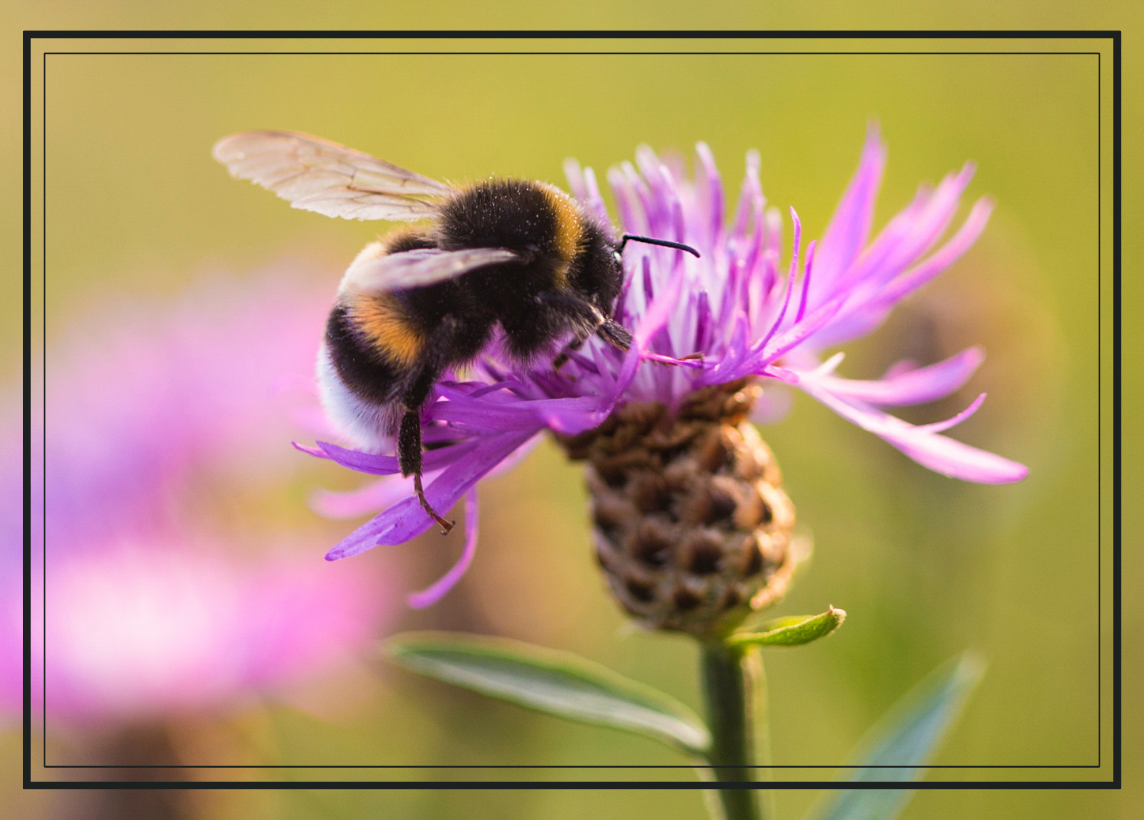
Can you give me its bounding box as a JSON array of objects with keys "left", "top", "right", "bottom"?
[{"left": 700, "top": 643, "right": 773, "bottom": 820}]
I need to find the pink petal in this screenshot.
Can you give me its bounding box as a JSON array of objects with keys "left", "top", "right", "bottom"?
[
  {"left": 695, "top": 141, "right": 724, "bottom": 249},
  {"left": 808, "top": 198, "right": 994, "bottom": 350},
  {"left": 730, "top": 149, "right": 764, "bottom": 239},
  {"left": 641, "top": 351, "right": 704, "bottom": 368},
  {"left": 293, "top": 441, "right": 330, "bottom": 458},
  {"left": 795, "top": 239, "right": 817, "bottom": 324},
  {"left": 752, "top": 294, "right": 846, "bottom": 367},
  {"left": 615, "top": 256, "right": 687, "bottom": 393},
  {"left": 835, "top": 164, "right": 976, "bottom": 296},
  {"left": 433, "top": 390, "right": 607, "bottom": 436},
  {"left": 619, "top": 161, "right": 654, "bottom": 237},
  {"left": 406, "top": 489, "right": 480, "bottom": 608},
  {"left": 868, "top": 164, "right": 977, "bottom": 287},
  {"left": 812, "top": 122, "right": 886, "bottom": 292},
  {"left": 581, "top": 166, "right": 612, "bottom": 228},
  {"left": 799, "top": 383, "right": 1028, "bottom": 484},
  {"left": 608, "top": 166, "right": 643, "bottom": 237},
  {"left": 862, "top": 198, "right": 994, "bottom": 310},
  {"left": 312, "top": 433, "right": 541, "bottom": 521},
  {"left": 916, "top": 393, "right": 987, "bottom": 434},
  {"left": 314, "top": 438, "right": 480, "bottom": 477},
  {"left": 737, "top": 208, "right": 802, "bottom": 370},
  {"left": 810, "top": 347, "right": 985, "bottom": 406},
  {"left": 325, "top": 430, "right": 535, "bottom": 559},
  {"left": 563, "top": 158, "right": 588, "bottom": 202}
]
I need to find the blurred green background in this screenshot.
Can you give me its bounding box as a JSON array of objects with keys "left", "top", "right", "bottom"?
[{"left": 6, "top": 3, "right": 1141, "bottom": 820}]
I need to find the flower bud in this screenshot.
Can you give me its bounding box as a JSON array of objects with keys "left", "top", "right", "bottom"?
[{"left": 558, "top": 380, "right": 795, "bottom": 637}]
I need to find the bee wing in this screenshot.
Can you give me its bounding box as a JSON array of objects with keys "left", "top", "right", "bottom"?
[
  {"left": 212, "top": 130, "right": 453, "bottom": 221},
  {"left": 344, "top": 247, "right": 521, "bottom": 293}
]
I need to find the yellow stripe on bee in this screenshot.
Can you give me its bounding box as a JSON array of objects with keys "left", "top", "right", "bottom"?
[
  {"left": 350, "top": 291, "right": 425, "bottom": 365},
  {"left": 542, "top": 185, "right": 583, "bottom": 284}
]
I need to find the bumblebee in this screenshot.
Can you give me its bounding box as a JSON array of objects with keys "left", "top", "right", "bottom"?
[{"left": 213, "top": 131, "right": 697, "bottom": 533}]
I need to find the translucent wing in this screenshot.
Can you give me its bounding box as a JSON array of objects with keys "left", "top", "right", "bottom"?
[
  {"left": 212, "top": 130, "right": 453, "bottom": 221},
  {"left": 343, "top": 246, "right": 521, "bottom": 293}
]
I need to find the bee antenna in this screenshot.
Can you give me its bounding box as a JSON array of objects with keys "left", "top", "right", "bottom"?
[{"left": 618, "top": 234, "right": 701, "bottom": 258}]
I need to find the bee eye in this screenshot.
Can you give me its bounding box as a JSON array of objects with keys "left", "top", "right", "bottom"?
[{"left": 613, "top": 251, "right": 623, "bottom": 265}]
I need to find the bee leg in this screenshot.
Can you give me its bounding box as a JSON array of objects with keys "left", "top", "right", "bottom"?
[
  {"left": 538, "top": 292, "right": 633, "bottom": 356},
  {"left": 398, "top": 316, "right": 471, "bottom": 535},
  {"left": 552, "top": 335, "right": 588, "bottom": 370},
  {"left": 398, "top": 409, "right": 455, "bottom": 535},
  {"left": 596, "top": 318, "right": 632, "bottom": 352}
]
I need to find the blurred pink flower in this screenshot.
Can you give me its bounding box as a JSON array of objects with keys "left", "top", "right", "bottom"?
[
  {"left": 40, "top": 542, "right": 381, "bottom": 720},
  {"left": 10, "top": 268, "right": 393, "bottom": 724},
  {"left": 1, "top": 399, "right": 20, "bottom": 714}
]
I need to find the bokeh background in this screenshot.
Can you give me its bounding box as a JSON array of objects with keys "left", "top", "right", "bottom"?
[{"left": 4, "top": 3, "right": 1140, "bottom": 820}]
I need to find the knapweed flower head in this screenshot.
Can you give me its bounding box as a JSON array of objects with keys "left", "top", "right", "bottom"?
[
  {"left": 16, "top": 271, "right": 393, "bottom": 723},
  {"left": 310, "top": 125, "right": 1027, "bottom": 618}
]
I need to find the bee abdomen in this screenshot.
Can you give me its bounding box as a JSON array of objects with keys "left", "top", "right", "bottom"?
[
  {"left": 324, "top": 302, "right": 407, "bottom": 406},
  {"left": 348, "top": 291, "right": 428, "bottom": 367}
]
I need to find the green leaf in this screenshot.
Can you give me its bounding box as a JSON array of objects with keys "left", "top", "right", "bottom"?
[
  {"left": 384, "top": 631, "right": 711, "bottom": 757},
  {"left": 728, "top": 607, "right": 846, "bottom": 648},
  {"left": 804, "top": 651, "right": 986, "bottom": 820}
]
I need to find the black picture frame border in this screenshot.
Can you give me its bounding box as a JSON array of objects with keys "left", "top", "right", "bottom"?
[{"left": 22, "top": 28, "right": 1121, "bottom": 791}]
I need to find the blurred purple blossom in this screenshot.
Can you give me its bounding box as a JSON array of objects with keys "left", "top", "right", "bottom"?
[
  {"left": 10, "top": 271, "right": 393, "bottom": 724},
  {"left": 309, "top": 126, "right": 1027, "bottom": 606},
  {"left": 1, "top": 399, "right": 21, "bottom": 714}
]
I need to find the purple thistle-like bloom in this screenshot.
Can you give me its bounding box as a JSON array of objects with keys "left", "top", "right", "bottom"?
[{"left": 311, "top": 126, "right": 1027, "bottom": 606}]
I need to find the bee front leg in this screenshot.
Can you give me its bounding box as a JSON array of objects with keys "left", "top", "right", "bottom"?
[
  {"left": 538, "top": 293, "right": 632, "bottom": 360},
  {"left": 595, "top": 317, "right": 632, "bottom": 352}
]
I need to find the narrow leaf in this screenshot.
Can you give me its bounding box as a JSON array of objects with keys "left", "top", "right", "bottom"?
[
  {"left": 804, "top": 651, "right": 986, "bottom": 820},
  {"left": 384, "top": 631, "right": 711, "bottom": 756},
  {"left": 729, "top": 607, "right": 846, "bottom": 648}
]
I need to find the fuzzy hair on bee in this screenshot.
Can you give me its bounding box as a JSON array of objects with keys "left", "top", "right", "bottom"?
[{"left": 213, "top": 130, "right": 698, "bottom": 533}]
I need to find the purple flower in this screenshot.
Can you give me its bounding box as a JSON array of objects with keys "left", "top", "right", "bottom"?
[
  {"left": 12, "top": 270, "right": 395, "bottom": 724},
  {"left": 311, "top": 126, "right": 1027, "bottom": 605},
  {"left": 0, "top": 398, "right": 22, "bottom": 715}
]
